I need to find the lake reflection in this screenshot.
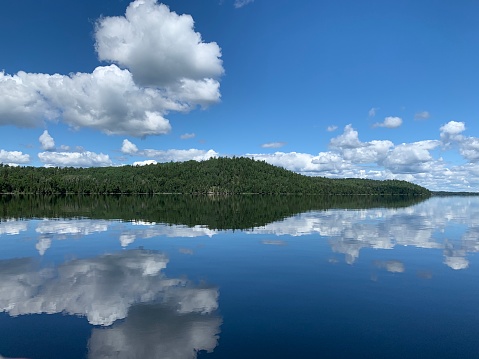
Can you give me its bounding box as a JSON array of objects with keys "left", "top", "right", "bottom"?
[{"left": 1, "top": 195, "right": 479, "bottom": 358}]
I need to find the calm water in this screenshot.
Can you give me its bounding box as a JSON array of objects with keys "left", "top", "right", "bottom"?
[{"left": 1, "top": 195, "right": 479, "bottom": 358}]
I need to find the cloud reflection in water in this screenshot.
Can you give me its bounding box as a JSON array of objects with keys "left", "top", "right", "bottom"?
[{"left": 0, "top": 249, "right": 221, "bottom": 357}]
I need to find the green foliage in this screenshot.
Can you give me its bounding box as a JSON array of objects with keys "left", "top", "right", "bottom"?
[{"left": 0, "top": 157, "right": 431, "bottom": 196}]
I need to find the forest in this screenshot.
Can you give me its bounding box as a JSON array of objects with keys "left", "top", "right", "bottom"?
[{"left": 0, "top": 157, "right": 431, "bottom": 196}]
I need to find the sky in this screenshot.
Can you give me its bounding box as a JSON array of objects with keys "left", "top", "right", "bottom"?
[{"left": 0, "top": 0, "right": 478, "bottom": 191}]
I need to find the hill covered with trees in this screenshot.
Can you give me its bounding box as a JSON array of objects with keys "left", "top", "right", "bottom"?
[{"left": 0, "top": 157, "right": 430, "bottom": 196}]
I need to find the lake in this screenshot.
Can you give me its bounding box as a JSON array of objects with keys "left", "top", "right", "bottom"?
[{"left": 0, "top": 195, "right": 479, "bottom": 358}]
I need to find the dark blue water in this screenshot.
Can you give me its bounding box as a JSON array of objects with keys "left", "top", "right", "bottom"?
[{"left": 1, "top": 196, "right": 479, "bottom": 358}]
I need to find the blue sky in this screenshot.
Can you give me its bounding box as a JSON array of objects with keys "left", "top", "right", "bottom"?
[{"left": 0, "top": 0, "right": 478, "bottom": 191}]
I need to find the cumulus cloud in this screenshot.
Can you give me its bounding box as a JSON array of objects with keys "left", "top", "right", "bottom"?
[
  {"left": 329, "top": 124, "right": 363, "bottom": 149},
  {"left": 414, "top": 111, "right": 430, "bottom": 120},
  {"left": 0, "top": 149, "right": 30, "bottom": 165},
  {"left": 382, "top": 140, "right": 440, "bottom": 173},
  {"left": 440, "top": 121, "right": 465, "bottom": 143},
  {"left": 261, "top": 142, "right": 287, "bottom": 149},
  {"left": 39, "top": 130, "right": 55, "bottom": 151},
  {"left": 0, "top": 1, "right": 224, "bottom": 137},
  {"left": 0, "top": 71, "right": 58, "bottom": 128},
  {"left": 460, "top": 138, "right": 479, "bottom": 162},
  {"left": 180, "top": 133, "right": 196, "bottom": 140},
  {"left": 38, "top": 151, "right": 113, "bottom": 167},
  {"left": 95, "top": 1, "right": 223, "bottom": 86},
  {"left": 121, "top": 139, "right": 139, "bottom": 154},
  {"left": 245, "top": 123, "right": 473, "bottom": 190},
  {"left": 234, "top": 0, "right": 254, "bottom": 8},
  {"left": 373, "top": 116, "right": 403, "bottom": 128},
  {"left": 327, "top": 125, "right": 338, "bottom": 132}
]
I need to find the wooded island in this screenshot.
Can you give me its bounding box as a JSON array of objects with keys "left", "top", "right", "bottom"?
[{"left": 0, "top": 157, "right": 430, "bottom": 196}]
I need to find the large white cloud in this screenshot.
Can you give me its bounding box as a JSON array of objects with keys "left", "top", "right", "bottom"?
[
  {"left": 95, "top": 0, "right": 223, "bottom": 87},
  {"left": 0, "top": 1, "right": 223, "bottom": 137}
]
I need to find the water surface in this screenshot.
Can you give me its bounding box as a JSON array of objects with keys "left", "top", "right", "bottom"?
[{"left": 1, "top": 195, "right": 478, "bottom": 358}]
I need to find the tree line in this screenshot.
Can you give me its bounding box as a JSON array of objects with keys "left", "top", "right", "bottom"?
[{"left": 0, "top": 157, "right": 431, "bottom": 196}]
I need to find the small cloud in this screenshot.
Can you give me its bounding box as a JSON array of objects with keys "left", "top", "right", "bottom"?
[
  {"left": 121, "top": 139, "right": 139, "bottom": 154},
  {"left": 59, "top": 145, "right": 70, "bottom": 151},
  {"left": 440, "top": 121, "right": 465, "bottom": 143},
  {"left": 261, "top": 142, "right": 287, "bottom": 149},
  {"left": 39, "top": 130, "right": 55, "bottom": 151},
  {"left": 180, "top": 133, "right": 196, "bottom": 140},
  {"left": 414, "top": 111, "right": 430, "bottom": 120},
  {"left": 327, "top": 125, "right": 338, "bottom": 132},
  {"left": 38, "top": 151, "right": 112, "bottom": 167},
  {"left": 133, "top": 160, "right": 157, "bottom": 166},
  {"left": 373, "top": 116, "right": 402, "bottom": 129},
  {"left": 368, "top": 107, "right": 379, "bottom": 117},
  {"left": 234, "top": 0, "right": 254, "bottom": 8}
]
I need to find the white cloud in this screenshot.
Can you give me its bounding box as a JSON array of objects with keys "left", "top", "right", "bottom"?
[
  {"left": 329, "top": 124, "right": 363, "bottom": 149},
  {"left": 382, "top": 140, "right": 440, "bottom": 173},
  {"left": 121, "top": 139, "right": 139, "bottom": 154},
  {"left": 414, "top": 111, "right": 430, "bottom": 120},
  {"left": 39, "top": 130, "right": 55, "bottom": 151},
  {"left": 0, "top": 149, "right": 30, "bottom": 165},
  {"left": 261, "top": 142, "right": 286, "bottom": 149},
  {"left": 234, "top": 0, "right": 254, "bottom": 8},
  {"left": 0, "top": 1, "right": 223, "bottom": 138},
  {"left": 327, "top": 125, "right": 338, "bottom": 132},
  {"left": 180, "top": 133, "right": 196, "bottom": 140},
  {"left": 95, "top": 0, "right": 223, "bottom": 87},
  {"left": 38, "top": 151, "right": 113, "bottom": 167},
  {"left": 460, "top": 137, "right": 479, "bottom": 162},
  {"left": 373, "top": 116, "right": 403, "bottom": 128},
  {"left": 133, "top": 159, "right": 157, "bottom": 166},
  {"left": 342, "top": 140, "right": 394, "bottom": 164},
  {"left": 142, "top": 149, "right": 218, "bottom": 162},
  {"left": 0, "top": 71, "right": 58, "bottom": 128},
  {"left": 440, "top": 121, "right": 465, "bottom": 143}
]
